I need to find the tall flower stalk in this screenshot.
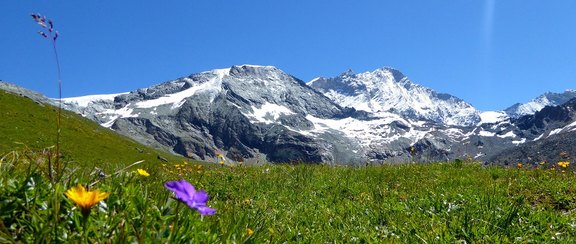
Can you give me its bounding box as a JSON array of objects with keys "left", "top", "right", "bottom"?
[{"left": 31, "top": 13, "right": 61, "bottom": 181}]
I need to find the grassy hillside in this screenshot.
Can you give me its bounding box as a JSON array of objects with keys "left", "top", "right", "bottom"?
[{"left": 0, "top": 90, "right": 187, "bottom": 168}]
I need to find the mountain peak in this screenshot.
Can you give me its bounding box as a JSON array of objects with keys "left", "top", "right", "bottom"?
[
  {"left": 308, "top": 67, "right": 480, "bottom": 126},
  {"left": 228, "top": 64, "right": 284, "bottom": 78},
  {"left": 341, "top": 69, "right": 355, "bottom": 77},
  {"left": 231, "top": 64, "right": 277, "bottom": 70},
  {"left": 373, "top": 67, "right": 406, "bottom": 81},
  {"left": 200, "top": 65, "right": 281, "bottom": 80},
  {"left": 504, "top": 89, "right": 576, "bottom": 118}
]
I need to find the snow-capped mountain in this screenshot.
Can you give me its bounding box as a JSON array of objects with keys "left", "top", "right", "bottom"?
[
  {"left": 43, "top": 65, "right": 576, "bottom": 164},
  {"left": 504, "top": 89, "right": 576, "bottom": 118},
  {"left": 308, "top": 68, "right": 481, "bottom": 126},
  {"left": 61, "top": 65, "right": 362, "bottom": 163}
]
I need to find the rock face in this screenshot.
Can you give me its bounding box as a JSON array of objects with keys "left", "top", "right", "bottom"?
[
  {"left": 9, "top": 65, "right": 575, "bottom": 165},
  {"left": 488, "top": 131, "right": 576, "bottom": 167},
  {"left": 489, "top": 98, "right": 576, "bottom": 165}
]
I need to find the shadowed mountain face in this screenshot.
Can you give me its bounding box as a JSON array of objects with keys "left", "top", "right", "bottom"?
[
  {"left": 489, "top": 98, "right": 576, "bottom": 165},
  {"left": 7, "top": 65, "right": 575, "bottom": 165},
  {"left": 488, "top": 130, "right": 576, "bottom": 166}
]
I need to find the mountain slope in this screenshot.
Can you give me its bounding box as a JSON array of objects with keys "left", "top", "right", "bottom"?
[
  {"left": 504, "top": 90, "right": 576, "bottom": 118},
  {"left": 489, "top": 130, "right": 576, "bottom": 166},
  {"left": 490, "top": 98, "right": 576, "bottom": 165},
  {"left": 0, "top": 87, "right": 186, "bottom": 167},
  {"left": 308, "top": 68, "right": 480, "bottom": 126}
]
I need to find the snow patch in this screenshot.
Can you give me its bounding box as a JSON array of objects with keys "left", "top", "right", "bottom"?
[
  {"left": 97, "top": 106, "right": 138, "bottom": 128},
  {"left": 136, "top": 74, "right": 223, "bottom": 109},
  {"left": 549, "top": 128, "right": 563, "bottom": 137},
  {"left": 474, "top": 152, "right": 484, "bottom": 159},
  {"left": 211, "top": 68, "right": 230, "bottom": 78},
  {"left": 533, "top": 133, "right": 544, "bottom": 141},
  {"left": 512, "top": 138, "right": 526, "bottom": 145},
  {"left": 497, "top": 131, "right": 516, "bottom": 139},
  {"left": 300, "top": 113, "right": 430, "bottom": 147},
  {"left": 444, "top": 128, "right": 465, "bottom": 138},
  {"left": 479, "top": 111, "right": 508, "bottom": 124},
  {"left": 564, "top": 120, "right": 576, "bottom": 131},
  {"left": 307, "top": 77, "right": 322, "bottom": 85},
  {"left": 478, "top": 130, "right": 495, "bottom": 137},
  {"left": 244, "top": 103, "right": 295, "bottom": 124},
  {"left": 62, "top": 93, "right": 128, "bottom": 107},
  {"left": 538, "top": 121, "right": 576, "bottom": 138}
]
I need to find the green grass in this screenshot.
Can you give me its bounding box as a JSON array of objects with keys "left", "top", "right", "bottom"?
[
  {"left": 2, "top": 157, "right": 576, "bottom": 242},
  {"left": 0, "top": 90, "right": 187, "bottom": 170}
]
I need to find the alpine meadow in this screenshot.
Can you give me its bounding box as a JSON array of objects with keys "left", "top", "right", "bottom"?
[{"left": 3, "top": 5, "right": 576, "bottom": 242}]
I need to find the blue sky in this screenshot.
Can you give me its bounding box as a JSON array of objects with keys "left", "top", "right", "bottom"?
[{"left": 1, "top": 1, "right": 575, "bottom": 111}]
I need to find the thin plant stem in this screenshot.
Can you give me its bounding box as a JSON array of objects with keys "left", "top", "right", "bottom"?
[
  {"left": 170, "top": 201, "right": 181, "bottom": 243},
  {"left": 52, "top": 183, "right": 62, "bottom": 242},
  {"left": 51, "top": 37, "right": 62, "bottom": 181},
  {"left": 82, "top": 213, "right": 89, "bottom": 243},
  {"left": 32, "top": 13, "right": 62, "bottom": 182}
]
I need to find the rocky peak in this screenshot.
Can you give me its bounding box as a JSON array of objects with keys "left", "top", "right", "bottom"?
[
  {"left": 308, "top": 67, "right": 480, "bottom": 126},
  {"left": 228, "top": 65, "right": 285, "bottom": 80},
  {"left": 372, "top": 67, "right": 407, "bottom": 82},
  {"left": 505, "top": 89, "right": 576, "bottom": 118}
]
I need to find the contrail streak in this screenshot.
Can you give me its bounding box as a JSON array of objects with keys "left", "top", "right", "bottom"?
[{"left": 484, "top": 0, "right": 496, "bottom": 51}]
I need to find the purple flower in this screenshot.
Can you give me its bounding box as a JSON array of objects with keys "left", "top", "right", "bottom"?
[
  {"left": 31, "top": 13, "right": 58, "bottom": 41},
  {"left": 164, "top": 179, "right": 216, "bottom": 216}
]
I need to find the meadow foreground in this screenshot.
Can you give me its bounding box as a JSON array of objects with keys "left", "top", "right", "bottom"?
[{"left": 1, "top": 156, "right": 576, "bottom": 242}]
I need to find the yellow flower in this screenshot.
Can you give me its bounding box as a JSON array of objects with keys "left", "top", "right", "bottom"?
[
  {"left": 539, "top": 161, "right": 546, "bottom": 165},
  {"left": 558, "top": 161, "right": 570, "bottom": 168},
  {"left": 137, "top": 168, "right": 150, "bottom": 177},
  {"left": 65, "top": 184, "right": 110, "bottom": 216},
  {"left": 246, "top": 228, "right": 254, "bottom": 236},
  {"left": 219, "top": 160, "right": 225, "bottom": 166}
]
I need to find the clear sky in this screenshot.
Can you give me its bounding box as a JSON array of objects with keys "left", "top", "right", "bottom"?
[{"left": 1, "top": 1, "right": 575, "bottom": 111}]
